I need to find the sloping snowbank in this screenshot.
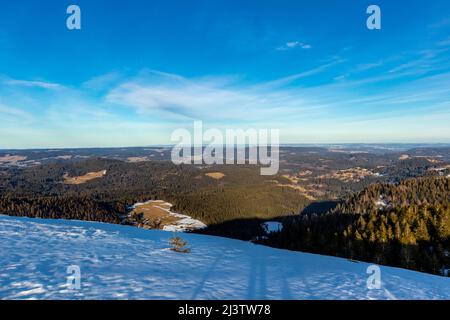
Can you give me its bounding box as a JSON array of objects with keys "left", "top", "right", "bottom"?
[{"left": 0, "top": 215, "right": 449, "bottom": 300}]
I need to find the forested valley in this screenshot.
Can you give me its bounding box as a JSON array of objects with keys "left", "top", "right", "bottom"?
[{"left": 1, "top": 147, "right": 449, "bottom": 276}]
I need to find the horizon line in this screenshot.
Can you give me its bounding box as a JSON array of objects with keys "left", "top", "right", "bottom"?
[{"left": 2, "top": 142, "right": 450, "bottom": 151}]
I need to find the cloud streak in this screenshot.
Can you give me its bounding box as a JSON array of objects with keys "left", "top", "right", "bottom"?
[
  {"left": 5, "top": 79, "right": 62, "bottom": 89},
  {"left": 276, "top": 41, "right": 312, "bottom": 51},
  {"left": 105, "top": 69, "right": 331, "bottom": 122}
]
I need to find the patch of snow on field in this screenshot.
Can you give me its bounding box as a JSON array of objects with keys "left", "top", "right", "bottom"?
[
  {"left": 162, "top": 213, "right": 207, "bottom": 232},
  {"left": 129, "top": 200, "right": 206, "bottom": 232},
  {"left": 1, "top": 216, "right": 450, "bottom": 300},
  {"left": 262, "top": 221, "right": 283, "bottom": 234},
  {"left": 151, "top": 202, "right": 207, "bottom": 232}
]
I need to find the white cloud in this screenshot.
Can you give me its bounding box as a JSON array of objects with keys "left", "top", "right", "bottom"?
[
  {"left": 105, "top": 70, "right": 330, "bottom": 122},
  {"left": 5, "top": 79, "right": 62, "bottom": 89},
  {"left": 82, "top": 72, "right": 122, "bottom": 91},
  {"left": 0, "top": 103, "right": 33, "bottom": 121},
  {"left": 261, "top": 58, "right": 344, "bottom": 88},
  {"left": 277, "top": 41, "right": 312, "bottom": 51}
]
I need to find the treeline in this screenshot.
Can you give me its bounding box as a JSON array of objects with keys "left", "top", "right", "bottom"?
[
  {"left": 0, "top": 158, "right": 310, "bottom": 226},
  {"left": 0, "top": 158, "right": 200, "bottom": 224},
  {"left": 331, "top": 176, "right": 450, "bottom": 214},
  {"left": 266, "top": 177, "right": 450, "bottom": 275},
  {"left": 0, "top": 196, "right": 121, "bottom": 223},
  {"left": 174, "top": 184, "right": 309, "bottom": 225}
]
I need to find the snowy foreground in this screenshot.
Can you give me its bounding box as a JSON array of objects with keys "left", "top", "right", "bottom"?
[{"left": 1, "top": 215, "right": 449, "bottom": 300}]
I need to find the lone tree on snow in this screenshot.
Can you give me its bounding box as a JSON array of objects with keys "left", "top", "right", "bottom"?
[{"left": 169, "top": 236, "right": 190, "bottom": 253}]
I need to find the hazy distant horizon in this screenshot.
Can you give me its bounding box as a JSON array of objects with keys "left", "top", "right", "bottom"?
[{"left": 2, "top": 142, "right": 450, "bottom": 152}]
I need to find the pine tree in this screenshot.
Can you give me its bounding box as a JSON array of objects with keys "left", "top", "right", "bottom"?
[{"left": 169, "top": 236, "right": 190, "bottom": 253}]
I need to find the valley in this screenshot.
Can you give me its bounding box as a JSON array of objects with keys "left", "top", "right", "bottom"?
[{"left": 0, "top": 144, "right": 449, "bottom": 276}]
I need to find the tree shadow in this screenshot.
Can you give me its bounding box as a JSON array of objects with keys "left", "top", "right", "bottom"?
[
  {"left": 190, "top": 254, "right": 223, "bottom": 299},
  {"left": 194, "top": 212, "right": 450, "bottom": 277},
  {"left": 300, "top": 200, "right": 339, "bottom": 216}
]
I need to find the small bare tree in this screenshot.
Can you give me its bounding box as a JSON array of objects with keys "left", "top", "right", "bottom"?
[{"left": 169, "top": 236, "right": 190, "bottom": 253}]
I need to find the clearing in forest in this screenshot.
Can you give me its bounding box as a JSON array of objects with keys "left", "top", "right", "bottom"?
[
  {"left": 205, "top": 172, "right": 225, "bottom": 180},
  {"left": 63, "top": 170, "right": 107, "bottom": 185}
]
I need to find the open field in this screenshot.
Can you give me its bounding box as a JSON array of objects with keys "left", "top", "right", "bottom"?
[
  {"left": 317, "top": 167, "right": 379, "bottom": 183},
  {"left": 274, "top": 184, "right": 317, "bottom": 201},
  {"left": 126, "top": 157, "right": 149, "bottom": 163},
  {"left": 205, "top": 172, "right": 225, "bottom": 180},
  {"left": 63, "top": 170, "right": 107, "bottom": 185},
  {"left": 127, "top": 200, "right": 206, "bottom": 232},
  {"left": 0, "top": 155, "right": 27, "bottom": 164}
]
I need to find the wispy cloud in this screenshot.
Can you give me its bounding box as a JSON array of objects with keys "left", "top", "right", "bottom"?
[
  {"left": 105, "top": 68, "right": 336, "bottom": 122},
  {"left": 0, "top": 103, "right": 33, "bottom": 121},
  {"left": 276, "top": 41, "right": 312, "bottom": 51},
  {"left": 387, "top": 48, "right": 450, "bottom": 75},
  {"left": 258, "top": 58, "right": 345, "bottom": 89},
  {"left": 104, "top": 57, "right": 450, "bottom": 128},
  {"left": 5, "top": 79, "right": 62, "bottom": 89},
  {"left": 82, "top": 72, "right": 123, "bottom": 91}
]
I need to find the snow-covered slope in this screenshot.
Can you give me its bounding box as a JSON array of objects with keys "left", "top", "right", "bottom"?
[{"left": 0, "top": 215, "right": 449, "bottom": 300}]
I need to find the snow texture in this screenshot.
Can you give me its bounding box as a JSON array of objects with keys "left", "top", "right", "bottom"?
[{"left": 1, "top": 215, "right": 449, "bottom": 300}]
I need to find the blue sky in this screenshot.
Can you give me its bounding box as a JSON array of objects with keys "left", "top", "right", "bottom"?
[{"left": 0, "top": 0, "right": 450, "bottom": 148}]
